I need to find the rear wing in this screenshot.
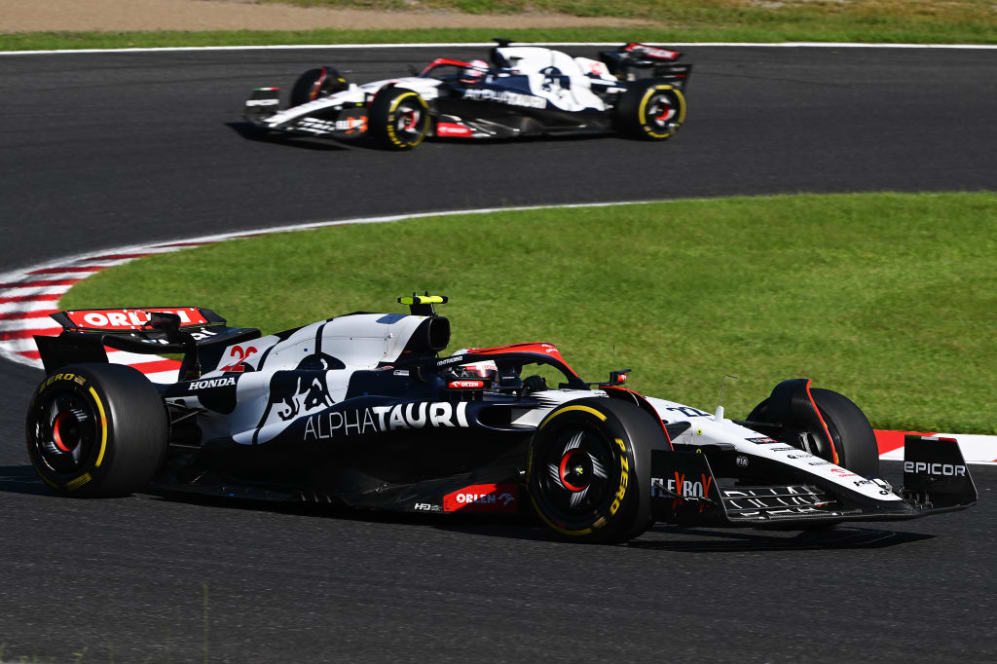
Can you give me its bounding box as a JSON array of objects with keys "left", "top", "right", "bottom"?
[
  {"left": 51, "top": 307, "right": 223, "bottom": 333},
  {"left": 35, "top": 307, "right": 261, "bottom": 380},
  {"left": 599, "top": 43, "right": 692, "bottom": 89}
]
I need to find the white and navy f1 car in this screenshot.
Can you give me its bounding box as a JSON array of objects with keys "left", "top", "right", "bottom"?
[
  {"left": 28, "top": 296, "right": 976, "bottom": 543},
  {"left": 243, "top": 40, "right": 691, "bottom": 150}
]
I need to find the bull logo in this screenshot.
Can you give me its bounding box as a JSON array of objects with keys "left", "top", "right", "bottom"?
[
  {"left": 539, "top": 66, "right": 564, "bottom": 92},
  {"left": 270, "top": 373, "right": 334, "bottom": 422}
]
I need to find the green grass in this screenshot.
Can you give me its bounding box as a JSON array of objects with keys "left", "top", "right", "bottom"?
[
  {"left": 271, "top": 0, "right": 995, "bottom": 21},
  {"left": 269, "top": 0, "right": 997, "bottom": 43},
  {"left": 0, "top": 28, "right": 622, "bottom": 52},
  {"left": 2, "top": 0, "right": 996, "bottom": 51},
  {"left": 61, "top": 193, "right": 997, "bottom": 434}
]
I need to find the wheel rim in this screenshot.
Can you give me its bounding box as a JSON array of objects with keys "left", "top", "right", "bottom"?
[
  {"left": 646, "top": 92, "right": 678, "bottom": 131},
  {"left": 394, "top": 99, "right": 425, "bottom": 142},
  {"left": 802, "top": 408, "right": 843, "bottom": 465},
  {"left": 537, "top": 425, "right": 617, "bottom": 524},
  {"left": 30, "top": 390, "right": 100, "bottom": 476}
]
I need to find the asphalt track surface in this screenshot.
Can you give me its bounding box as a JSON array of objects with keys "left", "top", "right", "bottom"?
[{"left": 0, "top": 46, "right": 995, "bottom": 663}]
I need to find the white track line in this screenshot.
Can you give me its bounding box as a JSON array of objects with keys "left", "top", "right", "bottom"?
[{"left": 3, "top": 42, "right": 997, "bottom": 56}]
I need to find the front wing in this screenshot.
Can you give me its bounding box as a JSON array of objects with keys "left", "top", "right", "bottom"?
[
  {"left": 244, "top": 87, "right": 369, "bottom": 139},
  {"left": 651, "top": 435, "right": 977, "bottom": 527}
]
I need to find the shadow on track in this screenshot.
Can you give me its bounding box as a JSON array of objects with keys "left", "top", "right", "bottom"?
[
  {"left": 0, "top": 464, "right": 54, "bottom": 497},
  {"left": 429, "top": 520, "right": 935, "bottom": 551},
  {"left": 142, "top": 484, "right": 559, "bottom": 542},
  {"left": 0, "top": 465, "right": 934, "bottom": 550},
  {"left": 629, "top": 524, "right": 934, "bottom": 552},
  {"left": 140, "top": 490, "right": 941, "bottom": 551},
  {"left": 226, "top": 122, "right": 349, "bottom": 151},
  {"left": 227, "top": 121, "right": 615, "bottom": 152}
]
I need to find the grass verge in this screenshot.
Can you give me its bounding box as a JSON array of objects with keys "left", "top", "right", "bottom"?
[
  {"left": 60, "top": 192, "right": 997, "bottom": 433},
  {"left": 272, "top": 0, "right": 997, "bottom": 42},
  {"left": 2, "top": 10, "right": 997, "bottom": 52}
]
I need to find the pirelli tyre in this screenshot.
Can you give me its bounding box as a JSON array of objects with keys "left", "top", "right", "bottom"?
[
  {"left": 368, "top": 87, "right": 431, "bottom": 150},
  {"left": 289, "top": 66, "right": 349, "bottom": 107},
  {"left": 527, "top": 398, "right": 657, "bottom": 543},
  {"left": 749, "top": 388, "right": 880, "bottom": 478},
  {"left": 26, "top": 364, "right": 168, "bottom": 497},
  {"left": 615, "top": 80, "right": 686, "bottom": 141}
]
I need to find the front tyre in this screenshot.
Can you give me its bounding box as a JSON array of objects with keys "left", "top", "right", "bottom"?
[
  {"left": 615, "top": 80, "right": 686, "bottom": 141},
  {"left": 26, "top": 364, "right": 168, "bottom": 497},
  {"left": 368, "top": 87, "right": 430, "bottom": 150},
  {"left": 289, "top": 66, "right": 348, "bottom": 107},
  {"left": 809, "top": 388, "right": 880, "bottom": 478},
  {"left": 527, "top": 398, "right": 658, "bottom": 544},
  {"left": 748, "top": 388, "right": 880, "bottom": 478}
]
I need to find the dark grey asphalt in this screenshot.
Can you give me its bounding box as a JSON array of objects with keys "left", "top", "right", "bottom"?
[{"left": 0, "top": 46, "right": 995, "bottom": 663}]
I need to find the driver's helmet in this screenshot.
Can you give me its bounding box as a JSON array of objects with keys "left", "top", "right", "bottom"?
[{"left": 459, "top": 59, "right": 489, "bottom": 85}]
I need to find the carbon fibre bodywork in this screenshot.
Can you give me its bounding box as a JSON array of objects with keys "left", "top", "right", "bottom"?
[
  {"left": 242, "top": 41, "right": 692, "bottom": 145},
  {"left": 31, "top": 298, "right": 977, "bottom": 535}
]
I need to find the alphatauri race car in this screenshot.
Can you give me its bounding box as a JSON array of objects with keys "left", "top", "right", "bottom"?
[
  {"left": 243, "top": 40, "right": 691, "bottom": 150},
  {"left": 28, "top": 296, "right": 976, "bottom": 543}
]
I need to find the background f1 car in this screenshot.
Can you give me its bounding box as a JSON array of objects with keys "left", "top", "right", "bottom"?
[
  {"left": 28, "top": 296, "right": 976, "bottom": 543},
  {"left": 243, "top": 40, "right": 691, "bottom": 150}
]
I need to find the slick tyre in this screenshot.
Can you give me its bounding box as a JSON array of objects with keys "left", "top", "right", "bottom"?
[
  {"left": 615, "top": 80, "right": 686, "bottom": 140},
  {"left": 528, "top": 398, "right": 656, "bottom": 544},
  {"left": 368, "top": 87, "right": 430, "bottom": 150},
  {"left": 749, "top": 389, "right": 880, "bottom": 477},
  {"left": 26, "top": 364, "right": 168, "bottom": 497},
  {"left": 289, "top": 66, "right": 348, "bottom": 107},
  {"left": 808, "top": 388, "right": 880, "bottom": 478}
]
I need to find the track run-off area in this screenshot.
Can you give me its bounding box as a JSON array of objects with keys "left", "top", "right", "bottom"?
[{"left": 0, "top": 45, "right": 995, "bottom": 663}]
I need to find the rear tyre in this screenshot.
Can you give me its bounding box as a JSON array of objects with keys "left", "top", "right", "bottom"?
[
  {"left": 289, "top": 66, "right": 348, "bottom": 107},
  {"left": 615, "top": 80, "right": 686, "bottom": 140},
  {"left": 527, "top": 398, "right": 657, "bottom": 543},
  {"left": 26, "top": 364, "right": 168, "bottom": 497},
  {"left": 368, "top": 87, "right": 430, "bottom": 150}
]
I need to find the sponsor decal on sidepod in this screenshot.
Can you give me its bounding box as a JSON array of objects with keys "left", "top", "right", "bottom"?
[
  {"left": 187, "top": 377, "right": 236, "bottom": 391},
  {"left": 443, "top": 484, "right": 518, "bottom": 513},
  {"left": 436, "top": 122, "right": 473, "bottom": 137},
  {"left": 461, "top": 88, "right": 546, "bottom": 109},
  {"left": 304, "top": 401, "right": 470, "bottom": 440}
]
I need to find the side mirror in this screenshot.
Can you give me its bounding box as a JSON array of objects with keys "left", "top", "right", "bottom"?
[{"left": 605, "top": 369, "right": 631, "bottom": 386}]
